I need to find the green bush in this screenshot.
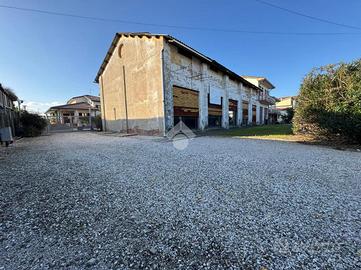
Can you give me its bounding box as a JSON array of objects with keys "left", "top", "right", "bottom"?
[
  {"left": 20, "top": 111, "right": 48, "bottom": 137},
  {"left": 293, "top": 59, "right": 361, "bottom": 143},
  {"left": 94, "top": 114, "right": 102, "bottom": 130}
]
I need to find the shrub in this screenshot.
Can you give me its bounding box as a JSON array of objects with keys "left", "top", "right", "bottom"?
[
  {"left": 20, "top": 111, "right": 48, "bottom": 137},
  {"left": 94, "top": 115, "right": 102, "bottom": 131},
  {"left": 293, "top": 59, "right": 361, "bottom": 143}
]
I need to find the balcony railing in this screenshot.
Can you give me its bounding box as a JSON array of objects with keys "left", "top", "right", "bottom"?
[{"left": 259, "top": 95, "right": 276, "bottom": 105}]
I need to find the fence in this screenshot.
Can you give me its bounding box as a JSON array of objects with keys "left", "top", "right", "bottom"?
[{"left": 0, "top": 108, "right": 19, "bottom": 136}]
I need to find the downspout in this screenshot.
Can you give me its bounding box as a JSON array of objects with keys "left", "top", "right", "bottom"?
[
  {"left": 161, "top": 48, "right": 167, "bottom": 137},
  {"left": 100, "top": 76, "right": 107, "bottom": 131}
]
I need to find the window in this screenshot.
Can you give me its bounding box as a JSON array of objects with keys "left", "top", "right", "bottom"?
[{"left": 118, "top": 44, "right": 124, "bottom": 58}]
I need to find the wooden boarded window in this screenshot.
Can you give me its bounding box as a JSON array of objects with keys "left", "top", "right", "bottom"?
[{"left": 173, "top": 86, "right": 199, "bottom": 117}]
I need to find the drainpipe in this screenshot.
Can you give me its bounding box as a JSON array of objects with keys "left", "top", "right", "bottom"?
[
  {"left": 161, "top": 48, "right": 167, "bottom": 137},
  {"left": 100, "top": 76, "right": 107, "bottom": 131}
]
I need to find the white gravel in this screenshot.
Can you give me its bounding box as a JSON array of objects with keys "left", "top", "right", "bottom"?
[{"left": 1, "top": 132, "right": 361, "bottom": 269}]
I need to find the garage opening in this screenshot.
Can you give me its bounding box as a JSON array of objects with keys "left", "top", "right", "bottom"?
[
  {"left": 242, "top": 102, "right": 249, "bottom": 125},
  {"left": 252, "top": 105, "right": 257, "bottom": 124},
  {"left": 229, "top": 99, "right": 237, "bottom": 127},
  {"left": 264, "top": 108, "right": 269, "bottom": 124},
  {"left": 208, "top": 94, "right": 222, "bottom": 128},
  {"left": 173, "top": 86, "right": 199, "bottom": 129}
]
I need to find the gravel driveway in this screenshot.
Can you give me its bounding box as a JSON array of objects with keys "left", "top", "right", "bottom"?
[{"left": 1, "top": 132, "right": 360, "bottom": 269}]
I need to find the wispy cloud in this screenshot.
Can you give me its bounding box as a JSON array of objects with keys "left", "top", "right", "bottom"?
[{"left": 22, "top": 101, "right": 65, "bottom": 114}]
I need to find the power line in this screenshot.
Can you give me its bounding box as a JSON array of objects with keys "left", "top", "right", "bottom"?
[
  {"left": 254, "top": 0, "right": 361, "bottom": 30},
  {"left": 0, "top": 4, "right": 360, "bottom": 36}
]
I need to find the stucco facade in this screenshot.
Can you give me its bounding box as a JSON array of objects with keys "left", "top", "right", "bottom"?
[
  {"left": 96, "top": 33, "right": 270, "bottom": 135},
  {"left": 98, "top": 35, "right": 164, "bottom": 134}
]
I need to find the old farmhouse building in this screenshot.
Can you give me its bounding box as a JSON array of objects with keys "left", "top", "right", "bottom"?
[{"left": 95, "top": 32, "right": 276, "bottom": 135}]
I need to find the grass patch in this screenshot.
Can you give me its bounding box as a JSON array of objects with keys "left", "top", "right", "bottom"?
[
  {"left": 209, "top": 124, "right": 293, "bottom": 138},
  {"left": 203, "top": 124, "right": 361, "bottom": 151}
]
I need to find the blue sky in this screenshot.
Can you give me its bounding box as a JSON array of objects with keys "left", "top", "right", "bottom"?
[{"left": 0, "top": 0, "right": 360, "bottom": 112}]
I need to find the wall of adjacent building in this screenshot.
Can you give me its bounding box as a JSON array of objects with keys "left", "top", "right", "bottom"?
[
  {"left": 276, "top": 97, "right": 295, "bottom": 109},
  {"left": 99, "top": 36, "right": 165, "bottom": 134}
]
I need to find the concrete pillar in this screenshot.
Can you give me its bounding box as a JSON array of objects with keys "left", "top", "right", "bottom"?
[
  {"left": 263, "top": 107, "right": 266, "bottom": 124},
  {"left": 99, "top": 76, "right": 107, "bottom": 131},
  {"left": 265, "top": 107, "right": 269, "bottom": 124},
  {"left": 199, "top": 63, "right": 209, "bottom": 130},
  {"left": 222, "top": 75, "right": 229, "bottom": 129},
  {"left": 60, "top": 111, "right": 64, "bottom": 124},
  {"left": 162, "top": 44, "right": 174, "bottom": 132},
  {"left": 237, "top": 83, "right": 243, "bottom": 126},
  {"left": 248, "top": 100, "right": 253, "bottom": 125},
  {"left": 74, "top": 110, "right": 79, "bottom": 127},
  {"left": 256, "top": 103, "right": 260, "bottom": 124},
  {"left": 237, "top": 97, "right": 242, "bottom": 126}
]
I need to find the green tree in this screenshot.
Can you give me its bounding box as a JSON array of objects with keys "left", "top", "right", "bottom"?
[{"left": 281, "top": 108, "right": 294, "bottom": 124}]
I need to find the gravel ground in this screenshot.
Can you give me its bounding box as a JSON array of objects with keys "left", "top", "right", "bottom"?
[{"left": 1, "top": 132, "right": 360, "bottom": 269}]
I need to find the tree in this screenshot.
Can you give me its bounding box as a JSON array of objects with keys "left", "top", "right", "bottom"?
[{"left": 281, "top": 108, "right": 294, "bottom": 124}]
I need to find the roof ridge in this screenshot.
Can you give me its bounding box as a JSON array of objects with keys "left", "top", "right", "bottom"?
[{"left": 94, "top": 32, "right": 264, "bottom": 91}]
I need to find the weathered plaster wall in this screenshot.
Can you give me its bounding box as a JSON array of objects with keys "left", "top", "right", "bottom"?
[{"left": 99, "top": 35, "right": 164, "bottom": 134}]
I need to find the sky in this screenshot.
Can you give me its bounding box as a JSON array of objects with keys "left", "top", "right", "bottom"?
[{"left": 0, "top": 0, "right": 360, "bottom": 113}]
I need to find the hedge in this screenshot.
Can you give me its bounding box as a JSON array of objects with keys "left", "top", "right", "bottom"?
[
  {"left": 20, "top": 111, "right": 48, "bottom": 137},
  {"left": 293, "top": 59, "right": 361, "bottom": 143}
]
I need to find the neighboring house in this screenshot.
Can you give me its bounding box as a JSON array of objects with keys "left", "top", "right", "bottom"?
[
  {"left": 241, "top": 76, "right": 276, "bottom": 124},
  {"left": 95, "top": 32, "right": 274, "bottom": 135},
  {"left": 46, "top": 95, "right": 100, "bottom": 127},
  {"left": 67, "top": 95, "right": 101, "bottom": 109},
  {"left": 0, "top": 83, "right": 19, "bottom": 139},
  {"left": 271, "top": 96, "right": 297, "bottom": 122},
  {"left": 275, "top": 96, "right": 297, "bottom": 110}
]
